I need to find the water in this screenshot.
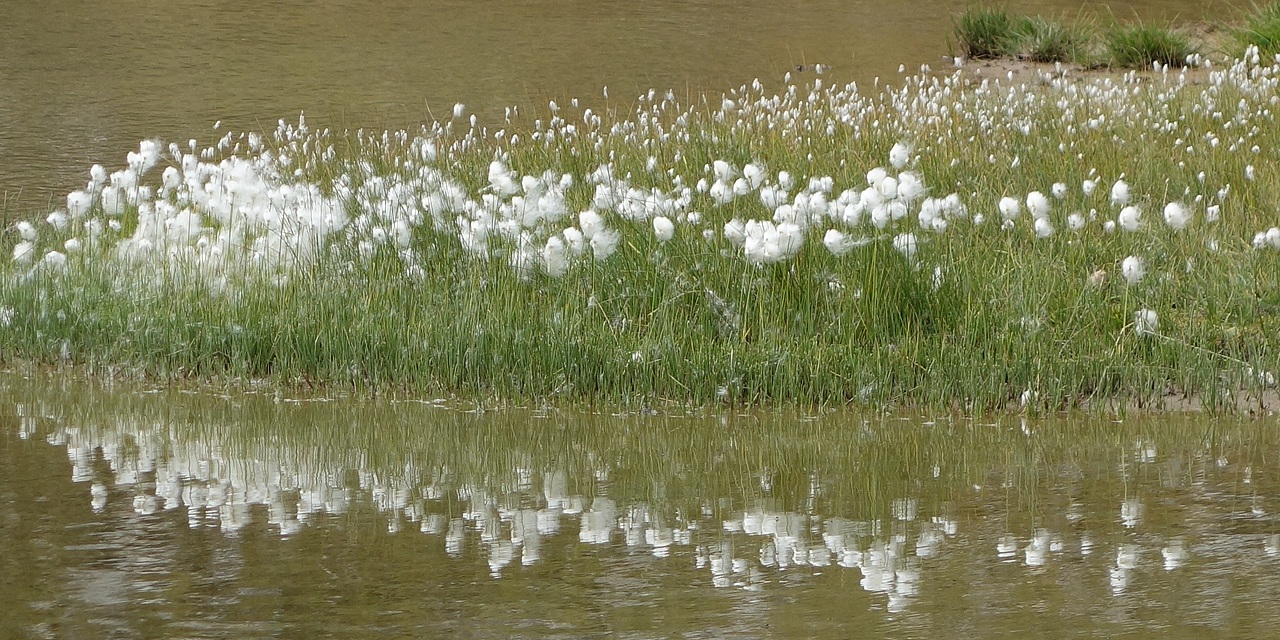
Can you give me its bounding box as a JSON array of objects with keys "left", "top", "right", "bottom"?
[
  {"left": 0, "top": 0, "right": 1231, "bottom": 216},
  {"left": 3, "top": 374, "right": 1280, "bottom": 637}
]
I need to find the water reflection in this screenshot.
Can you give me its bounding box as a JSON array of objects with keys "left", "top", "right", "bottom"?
[{"left": 5, "top": 378, "right": 1280, "bottom": 636}]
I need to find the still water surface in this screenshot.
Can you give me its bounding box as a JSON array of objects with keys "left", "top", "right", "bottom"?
[
  {"left": 3, "top": 375, "right": 1280, "bottom": 637},
  {"left": 0, "top": 0, "right": 1232, "bottom": 215}
]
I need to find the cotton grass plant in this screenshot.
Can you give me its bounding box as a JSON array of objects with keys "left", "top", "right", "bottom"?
[{"left": 5, "top": 51, "right": 1280, "bottom": 412}]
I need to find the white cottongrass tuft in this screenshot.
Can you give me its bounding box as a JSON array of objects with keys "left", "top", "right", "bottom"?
[
  {"left": 590, "top": 228, "right": 621, "bottom": 261},
  {"left": 1205, "top": 204, "right": 1221, "bottom": 223},
  {"left": 1067, "top": 213, "right": 1086, "bottom": 230},
  {"left": 892, "top": 232, "right": 918, "bottom": 262},
  {"left": 1026, "top": 191, "right": 1051, "bottom": 219},
  {"left": 742, "top": 220, "right": 804, "bottom": 264},
  {"left": 16, "top": 221, "right": 37, "bottom": 241},
  {"left": 12, "top": 241, "right": 36, "bottom": 264},
  {"left": 579, "top": 210, "right": 605, "bottom": 239},
  {"left": 1121, "top": 256, "right": 1146, "bottom": 284},
  {"left": 823, "top": 229, "right": 856, "bottom": 256},
  {"left": 652, "top": 216, "right": 674, "bottom": 242},
  {"left": 723, "top": 218, "right": 746, "bottom": 247},
  {"left": 1082, "top": 179, "right": 1097, "bottom": 196},
  {"left": 998, "top": 196, "right": 1021, "bottom": 221},
  {"left": 1118, "top": 206, "right": 1142, "bottom": 232},
  {"left": 64, "top": 238, "right": 82, "bottom": 253},
  {"left": 1051, "top": 182, "right": 1068, "bottom": 199},
  {"left": 1133, "top": 309, "right": 1159, "bottom": 336},
  {"left": 1033, "top": 218, "right": 1054, "bottom": 238},
  {"left": 1110, "top": 179, "right": 1130, "bottom": 206},
  {"left": 41, "top": 251, "right": 67, "bottom": 271},
  {"left": 1163, "top": 202, "right": 1190, "bottom": 231},
  {"left": 889, "top": 142, "right": 911, "bottom": 169},
  {"left": 542, "top": 236, "right": 568, "bottom": 277}
]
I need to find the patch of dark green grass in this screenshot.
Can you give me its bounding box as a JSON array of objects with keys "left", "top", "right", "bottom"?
[
  {"left": 954, "top": 7, "right": 1020, "bottom": 59},
  {"left": 1015, "top": 16, "right": 1095, "bottom": 64},
  {"left": 1234, "top": 2, "right": 1280, "bottom": 57},
  {"left": 1105, "top": 24, "right": 1197, "bottom": 68}
]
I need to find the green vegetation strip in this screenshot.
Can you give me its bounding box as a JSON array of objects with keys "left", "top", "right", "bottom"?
[{"left": 5, "top": 47, "right": 1280, "bottom": 411}]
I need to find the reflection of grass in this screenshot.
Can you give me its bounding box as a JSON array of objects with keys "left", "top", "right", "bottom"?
[
  {"left": 19, "top": 375, "right": 1269, "bottom": 524},
  {"left": 1235, "top": 1, "right": 1280, "bottom": 57},
  {"left": 1105, "top": 24, "right": 1197, "bottom": 68}
]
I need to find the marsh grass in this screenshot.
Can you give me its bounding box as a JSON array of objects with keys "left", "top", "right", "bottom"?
[
  {"left": 5, "top": 54, "right": 1280, "bottom": 412},
  {"left": 954, "top": 7, "right": 1020, "bottom": 59},
  {"left": 1015, "top": 16, "right": 1095, "bottom": 64},
  {"left": 1234, "top": 1, "right": 1280, "bottom": 57},
  {"left": 1105, "top": 23, "right": 1198, "bottom": 68}
]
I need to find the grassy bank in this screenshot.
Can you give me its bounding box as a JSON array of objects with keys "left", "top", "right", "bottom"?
[
  {"left": 952, "top": 3, "right": 1280, "bottom": 68},
  {"left": 4, "top": 50, "right": 1280, "bottom": 411}
]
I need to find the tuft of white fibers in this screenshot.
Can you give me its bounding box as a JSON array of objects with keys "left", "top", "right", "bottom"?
[
  {"left": 1033, "top": 218, "right": 1054, "bottom": 238},
  {"left": 12, "top": 241, "right": 35, "bottom": 263},
  {"left": 998, "top": 196, "right": 1021, "bottom": 221},
  {"left": 777, "top": 171, "right": 794, "bottom": 191},
  {"left": 41, "top": 251, "right": 67, "bottom": 271},
  {"left": 1246, "top": 164, "right": 1257, "bottom": 181},
  {"left": 712, "top": 160, "right": 735, "bottom": 182},
  {"left": 1133, "top": 309, "right": 1159, "bottom": 336},
  {"left": 64, "top": 237, "right": 83, "bottom": 253},
  {"left": 542, "top": 236, "right": 568, "bottom": 277},
  {"left": 723, "top": 218, "right": 747, "bottom": 246},
  {"left": 1206, "top": 204, "right": 1221, "bottom": 223},
  {"left": 893, "top": 232, "right": 918, "bottom": 262},
  {"left": 1051, "top": 182, "right": 1068, "bottom": 199},
  {"left": 562, "top": 227, "right": 586, "bottom": 255},
  {"left": 1026, "top": 191, "right": 1051, "bottom": 219},
  {"left": 1163, "top": 202, "right": 1190, "bottom": 231},
  {"left": 1118, "top": 206, "right": 1142, "bottom": 232},
  {"left": 46, "top": 210, "right": 68, "bottom": 230},
  {"left": 897, "top": 172, "right": 924, "bottom": 202},
  {"left": 67, "top": 191, "right": 92, "bottom": 217},
  {"left": 743, "top": 163, "right": 765, "bottom": 190},
  {"left": 742, "top": 220, "right": 803, "bottom": 264},
  {"left": 1268, "top": 227, "right": 1280, "bottom": 249},
  {"left": 89, "top": 164, "right": 107, "bottom": 185},
  {"left": 1110, "top": 179, "right": 1131, "bottom": 207},
  {"left": 1121, "top": 256, "right": 1146, "bottom": 284},
  {"left": 1067, "top": 213, "right": 1086, "bottom": 230},
  {"left": 1082, "top": 179, "right": 1097, "bottom": 196},
  {"left": 161, "top": 166, "right": 181, "bottom": 191},
  {"left": 653, "top": 216, "right": 675, "bottom": 242},
  {"left": 590, "top": 228, "right": 620, "bottom": 261},
  {"left": 866, "top": 167, "right": 888, "bottom": 188},
  {"left": 452, "top": 103, "right": 465, "bottom": 118},
  {"left": 889, "top": 142, "right": 911, "bottom": 169},
  {"left": 823, "top": 229, "right": 855, "bottom": 256},
  {"left": 16, "top": 221, "right": 37, "bottom": 241},
  {"left": 878, "top": 175, "right": 899, "bottom": 199},
  {"left": 1103, "top": 220, "right": 1117, "bottom": 233},
  {"left": 579, "top": 210, "right": 605, "bottom": 239}
]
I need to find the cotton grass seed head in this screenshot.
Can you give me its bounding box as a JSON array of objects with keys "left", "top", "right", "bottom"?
[{"left": 1121, "top": 256, "right": 1145, "bottom": 284}]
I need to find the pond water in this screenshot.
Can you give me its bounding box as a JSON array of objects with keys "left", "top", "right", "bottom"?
[
  {"left": 3, "top": 374, "right": 1280, "bottom": 637},
  {"left": 0, "top": 0, "right": 1233, "bottom": 216}
]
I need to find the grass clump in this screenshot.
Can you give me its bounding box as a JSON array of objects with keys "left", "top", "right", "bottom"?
[
  {"left": 954, "top": 7, "right": 1020, "bottom": 59},
  {"left": 1015, "top": 16, "right": 1094, "bottom": 64},
  {"left": 1234, "top": 2, "right": 1280, "bottom": 57},
  {"left": 1105, "top": 24, "right": 1197, "bottom": 68}
]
